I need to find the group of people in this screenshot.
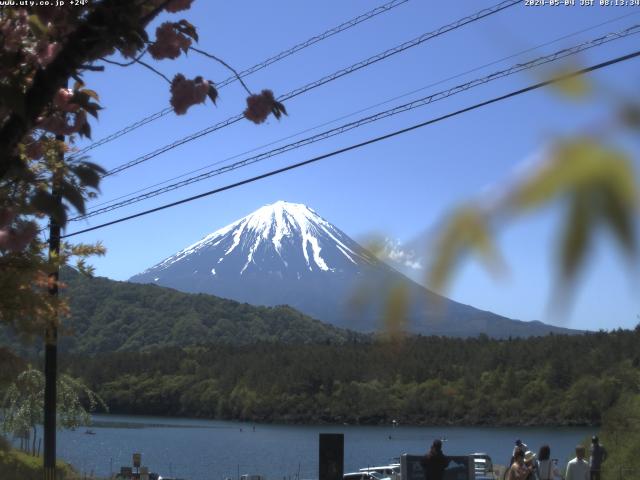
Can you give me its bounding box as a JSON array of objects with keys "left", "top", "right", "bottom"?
[
  {"left": 507, "top": 436, "right": 607, "bottom": 480},
  {"left": 418, "top": 435, "right": 607, "bottom": 480}
]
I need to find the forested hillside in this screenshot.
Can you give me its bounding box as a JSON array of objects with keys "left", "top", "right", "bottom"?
[
  {"left": 0, "top": 269, "right": 365, "bottom": 354},
  {"left": 61, "top": 328, "right": 640, "bottom": 426}
]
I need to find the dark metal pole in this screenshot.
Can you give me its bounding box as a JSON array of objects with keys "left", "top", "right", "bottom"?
[
  {"left": 43, "top": 133, "right": 63, "bottom": 480},
  {"left": 319, "top": 433, "right": 344, "bottom": 480}
]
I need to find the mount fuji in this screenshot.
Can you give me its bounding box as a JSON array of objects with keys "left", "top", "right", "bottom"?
[{"left": 130, "top": 201, "right": 576, "bottom": 337}]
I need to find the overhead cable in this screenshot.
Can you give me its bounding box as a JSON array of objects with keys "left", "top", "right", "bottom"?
[
  {"left": 61, "top": 49, "right": 640, "bottom": 238},
  {"left": 101, "top": 0, "right": 521, "bottom": 177},
  {"left": 71, "top": 25, "right": 640, "bottom": 221}
]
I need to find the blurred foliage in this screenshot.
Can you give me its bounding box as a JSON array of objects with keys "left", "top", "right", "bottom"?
[
  {"left": 597, "top": 393, "right": 640, "bottom": 480},
  {"left": 53, "top": 326, "right": 640, "bottom": 426},
  {"left": 550, "top": 64, "right": 591, "bottom": 98},
  {"left": 429, "top": 207, "right": 504, "bottom": 293},
  {"left": 426, "top": 70, "right": 639, "bottom": 308}
]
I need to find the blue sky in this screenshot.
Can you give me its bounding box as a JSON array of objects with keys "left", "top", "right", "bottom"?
[{"left": 66, "top": 0, "right": 640, "bottom": 332}]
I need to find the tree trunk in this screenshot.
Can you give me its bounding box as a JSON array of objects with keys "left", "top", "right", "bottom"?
[{"left": 32, "top": 425, "right": 36, "bottom": 456}]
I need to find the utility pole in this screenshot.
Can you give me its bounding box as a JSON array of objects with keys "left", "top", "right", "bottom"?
[{"left": 43, "top": 132, "right": 63, "bottom": 480}]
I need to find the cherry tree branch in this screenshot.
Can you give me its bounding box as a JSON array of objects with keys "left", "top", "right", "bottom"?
[
  {"left": 189, "top": 46, "right": 252, "bottom": 95},
  {"left": 0, "top": 0, "right": 175, "bottom": 180},
  {"left": 134, "top": 58, "right": 171, "bottom": 83},
  {"left": 100, "top": 48, "right": 148, "bottom": 68}
]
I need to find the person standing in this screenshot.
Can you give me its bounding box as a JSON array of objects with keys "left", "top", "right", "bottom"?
[
  {"left": 589, "top": 435, "right": 607, "bottom": 480},
  {"left": 507, "top": 449, "right": 534, "bottom": 480},
  {"left": 420, "top": 439, "right": 449, "bottom": 480},
  {"left": 513, "top": 439, "right": 529, "bottom": 459},
  {"left": 536, "top": 445, "right": 561, "bottom": 480},
  {"left": 566, "top": 445, "right": 589, "bottom": 480},
  {"left": 523, "top": 451, "right": 539, "bottom": 480}
]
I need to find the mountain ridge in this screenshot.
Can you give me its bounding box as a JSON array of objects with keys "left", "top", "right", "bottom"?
[{"left": 130, "top": 201, "right": 578, "bottom": 338}]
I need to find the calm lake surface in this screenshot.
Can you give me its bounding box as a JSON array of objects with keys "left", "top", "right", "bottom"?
[{"left": 53, "top": 415, "right": 591, "bottom": 480}]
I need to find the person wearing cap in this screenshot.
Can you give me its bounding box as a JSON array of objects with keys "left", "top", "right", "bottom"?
[
  {"left": 589, "top": 436, "right": 607, "bottom": 480},
  {"left": 419, "top": 439, "right": 449, "bottom": 480},
  {"left": 565, "top": 445, "right": 589, "bottom": 480},
  {"left": 513, "top": 439, "right": 529, "bottom": 459}
]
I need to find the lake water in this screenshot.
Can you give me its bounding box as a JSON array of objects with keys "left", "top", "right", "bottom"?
[{"left": 47, "top": 415, "right": 593, "bottom": 480}]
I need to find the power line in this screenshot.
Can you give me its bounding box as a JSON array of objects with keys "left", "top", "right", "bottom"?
[
  {"left": 214, "top": 0, "right": 410, "bottom": 89},
  {"left": 61, "top": 49, "right": 640, "bottom": 239},
  {"left": 68, "top": 0, "right": 410, "bottom": 160},
  {"left": 70, "top": 24, "right": 640, "bottom": 222},
  {"left": 84, "top": 10, "right": 640, "bottom": 213},
  {"left": 101, "top": 0, "right": 520, "bottom": 178}
]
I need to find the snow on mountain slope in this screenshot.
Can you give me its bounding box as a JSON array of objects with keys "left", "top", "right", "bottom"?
[
  {"left": 150, "top": 201, "right": 377, "bottom": 277},
  {"left": 130, "top": 201, "right": 578, "bottom": 337}
]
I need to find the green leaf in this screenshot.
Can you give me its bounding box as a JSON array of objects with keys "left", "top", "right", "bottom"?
[
  {"left": 207, "top": 82, "right": 218, "bottom": 105},
  {"left": 78, "top": 121, "right": 92, "bottom": 139},
  {"left": 29, "top": 190, "right": 67, "bottom": 226},
  {"left": 71, "top": 163, "right": 102, "bottom": 190},
  {"left": 59, "top": 181, "right": 86, "bottom": 215},
  {"left": 80, "top": 89, "right": 99, "bottom": 101},
  {"left": 176, "top": 20, "right": 198, "bottom": 42},
  {"left": 27, "top": 14, "right": 48, "bottom": 37},
  {"left": 428, "top": 207, "right": 503, "bottom": 292},
  {"left": 382, "top": 282, "right": 409, "bottom": 339},
  {"left": 559, "top": 191, "right": 592, "bottom": 282},
  {"left": 549, "top": 65, "right": 591, "bottom": 99},
  {"left": 600, "top": 182, "right": 637, "bottom": 256}
]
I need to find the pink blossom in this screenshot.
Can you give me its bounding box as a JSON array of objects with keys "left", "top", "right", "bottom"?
[
  {"left": 53, "top": 88, "right": 79, "bottom": 113},
  {"left": 243, "top": 89, "right": 289, "bottom": 124},
  {"left": 165, "top": 0, "right": 194, "bottom": 13},
  {"left": 37, "top": 115, "right": 68, "bottom": 135},
  {"left": 37, "top": 111, "right": 86, "bottom": 135},
  {"left": 244, "top": 90, "right": 275, "bottom": 124},
  {"left": 0, "top": 222, "right": 38, "bottom": 252},
  {"left": 0, "top": 229, "right": 10, "bottom": 250},
  {"left": 36, "top": 41, "right": 61, "bottom": 67},
  {"left": 170, "top": 74, "right": 209, "bottom": 115},
  {"left": 148, "top": 22, "right": 191, "bottom": 60}
]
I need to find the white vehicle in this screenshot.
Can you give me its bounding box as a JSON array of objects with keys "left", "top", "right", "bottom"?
[
  {"left": 241, "top": 475, "right": 266, "bottom": 480},
  {"left": 344, "top": 471, "right": 390, "bottom": 480},
  {"left": 358, "top": 464, "right": 400, "bottom": 480}
]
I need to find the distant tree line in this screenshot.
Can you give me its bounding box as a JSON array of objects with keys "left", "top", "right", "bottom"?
[{"left": 55, "top": 327, "right": 640, "bottom": 426}]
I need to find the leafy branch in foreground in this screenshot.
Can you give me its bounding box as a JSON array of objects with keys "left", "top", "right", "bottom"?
[
  {"left": 1, "top": 0, "right": 287, "bottom": 341},
  {"left": 426, "top": 71, "right": 639, "bottom": 311},
  {"left": 1, "top": 367, "right": 106, "bottom": 455}
]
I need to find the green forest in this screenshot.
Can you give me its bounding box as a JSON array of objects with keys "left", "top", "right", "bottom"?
[
  {"left": 55, "top": 328, "right": 640, "bottom": 426},
  {"left": 0, "top": 269, "right": 364, "bottom": 355}
]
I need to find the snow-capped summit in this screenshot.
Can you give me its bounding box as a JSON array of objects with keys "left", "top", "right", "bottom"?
[
  {"left": 146, "top": 200, "right": 376, "bottom": 278},
  {"left": 130, "top": 201, "right": 575, "bottom": 337}
]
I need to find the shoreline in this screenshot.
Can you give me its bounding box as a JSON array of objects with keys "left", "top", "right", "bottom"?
[{"left": 87, "top": 411, "right": 600, "bottom": 429}]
